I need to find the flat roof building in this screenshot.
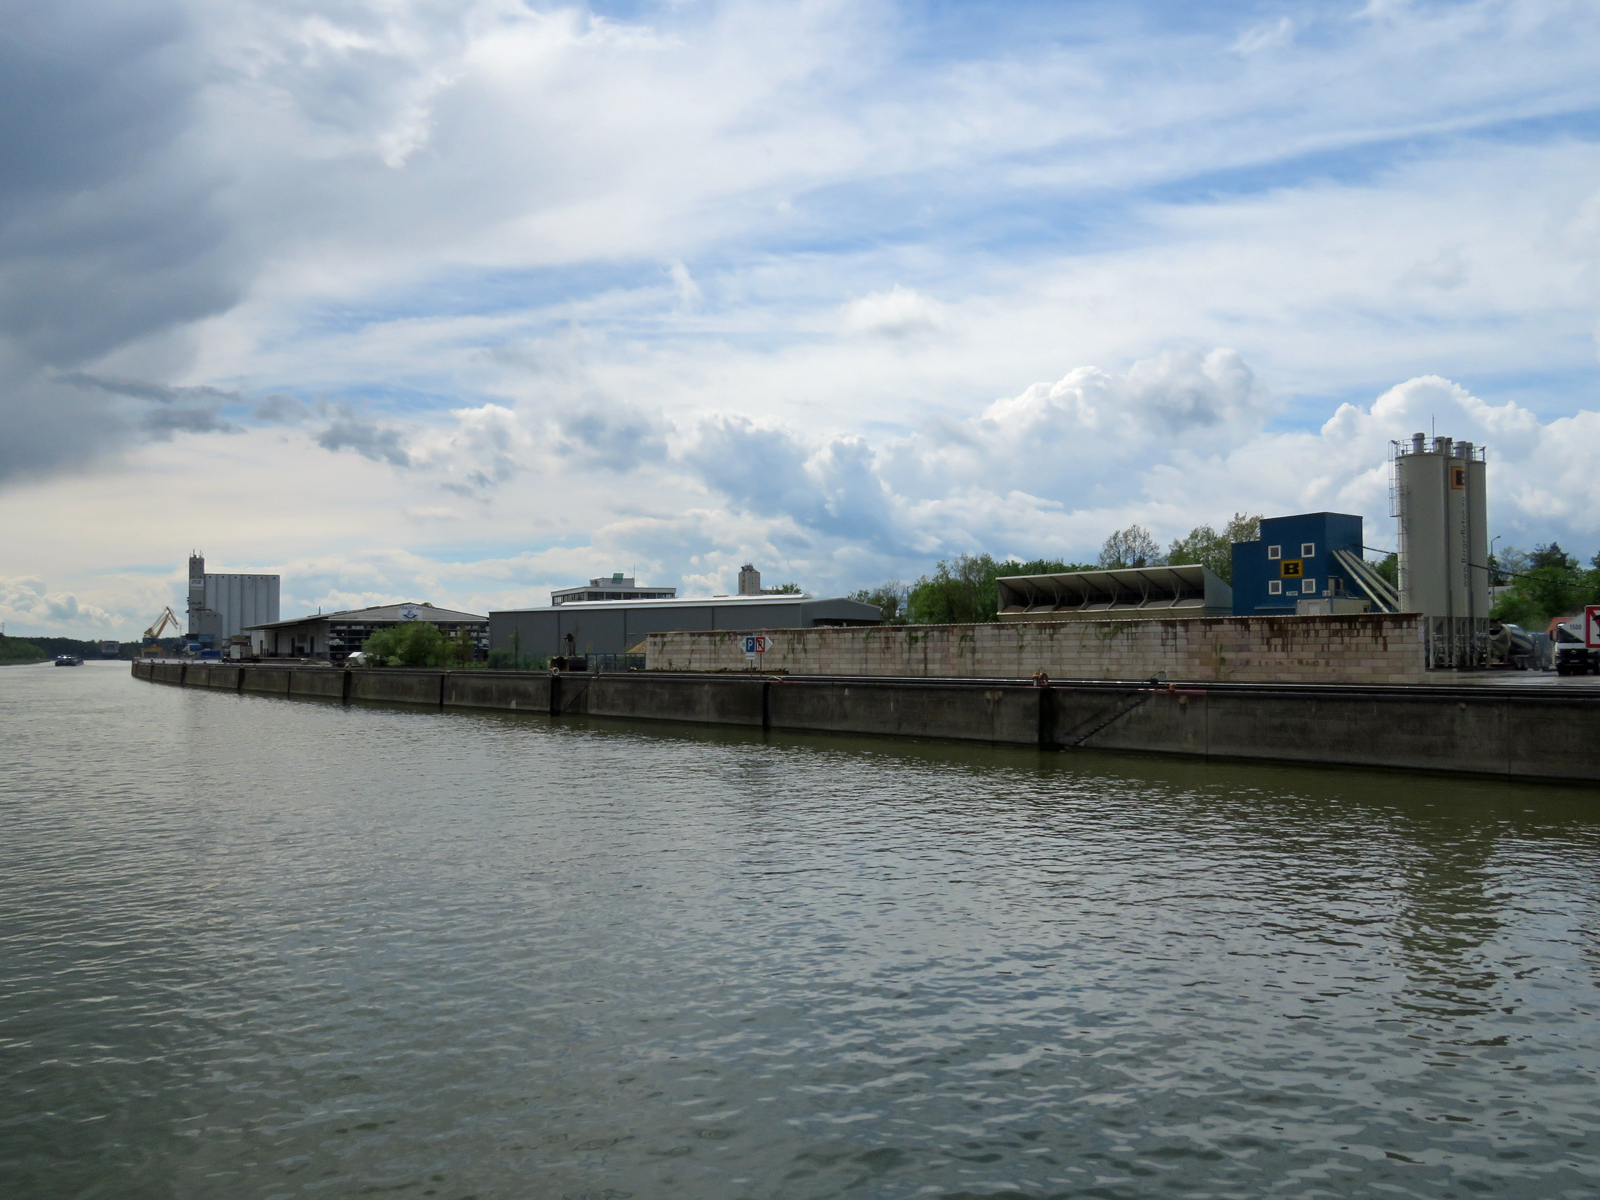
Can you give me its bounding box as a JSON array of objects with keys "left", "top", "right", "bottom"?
[
  {"left": 552, "top": 574, "right": 676, "bottom": 605},
  {"left": 246, "top": 602, "right": 488, "bottom": 662},
  {"left": 491, "top": 594, "right": 882, "bottom": 658}
]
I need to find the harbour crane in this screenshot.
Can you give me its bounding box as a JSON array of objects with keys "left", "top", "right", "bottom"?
[{"left": 141, "top": 606, "right": 185, "bottom": 656}]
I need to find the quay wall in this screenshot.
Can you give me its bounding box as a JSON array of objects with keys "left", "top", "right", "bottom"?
[
  {"left": 129, "top": 661, "right": 1600, "bottom": 782},
  {"left": 645, "top": 613, "right": 1427, "bottom": 685}
]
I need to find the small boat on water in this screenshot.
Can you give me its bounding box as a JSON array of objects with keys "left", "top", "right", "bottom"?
[{"left": 54, "top": 655, "right": 83, "bottom": 667}]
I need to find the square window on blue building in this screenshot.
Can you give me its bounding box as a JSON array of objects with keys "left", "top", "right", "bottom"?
[{"left": 1232, "top": 513, "right": 1364, "bottom": 616}]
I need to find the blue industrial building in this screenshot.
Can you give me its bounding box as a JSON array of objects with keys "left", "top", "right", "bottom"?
[{"left": 1232, "top": 513, "right": 1365, "bottom": 616}]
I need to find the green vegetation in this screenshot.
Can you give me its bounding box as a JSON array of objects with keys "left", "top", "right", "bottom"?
[
  {"left": 1491, "top": 543, "right": 1600, "bottom": 629},
  {"left": 1162, "top": 514, "right": 1261, "bottom": 585},
  {"left": 1096, "top": 526, "right": 1164, "bottom": 569},
  {"left": 361, "top": 623, "right": 480, "bottom": 667},
  {"left": 851, "top": 514, "right": 1263, "bottom": 626},
  {"left": 906, "top": 554, "right": 1093, "bottom": 625},
  {"left": 0, "top": 635, "right": 47, "bottom": 663},
  {"left": 1374, "top": 552, "right": 1398, "bottom": 589},
  {"left": 767, "top": 581, "right": 803, "bottom": 594},
  {"left": 849, "top": 581, "right": 913, "bottom": 624}
]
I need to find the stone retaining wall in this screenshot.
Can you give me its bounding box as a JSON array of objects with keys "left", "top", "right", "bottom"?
[{"left": 644, "top": 613, "right": 1427, "bottom": 684}]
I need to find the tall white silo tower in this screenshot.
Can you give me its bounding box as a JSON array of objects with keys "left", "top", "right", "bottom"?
[{"left": 1393, "top": 433, "right": 1490, "bottom": 668}]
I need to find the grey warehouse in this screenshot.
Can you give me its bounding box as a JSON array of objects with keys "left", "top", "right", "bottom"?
[{"left": 490, "top": 594, "right": 883, "bottom": 658}]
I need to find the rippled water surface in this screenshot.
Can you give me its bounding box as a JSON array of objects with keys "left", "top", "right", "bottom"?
[{"left": 3, "top": 663, "right": 1599, "bottom": 1199}]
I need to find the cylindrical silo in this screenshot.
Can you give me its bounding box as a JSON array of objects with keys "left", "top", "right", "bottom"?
[{"left": 1394, "top": 434, "right": 1490, "bottom": 667}]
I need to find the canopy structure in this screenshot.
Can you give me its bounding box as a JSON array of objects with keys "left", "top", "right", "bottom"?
[{"left": 996, "top": 565, "right": 1233, "bottom": 622}]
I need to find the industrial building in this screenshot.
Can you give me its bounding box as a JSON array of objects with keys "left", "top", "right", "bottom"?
[
  {"left": 1230, "top": 513, "right": 1384, "bottom": 617},
  {"left": 247, "top": 603, "right": 488, "bottom": 662},
  {"left": 996, "top": 565, "right": 1233, "bottom": 622},
  {"left": 1394, "top": 434, "right": 1490, "bottom": 667},
  {"left": 186, "top": 553, "right": 279, "bottom": 646},
  {"left": 491, "top": 594, "right": 883, "bottom": 658},
  {"left": 552, "top": 573, "right": 676, "bottom": 605}
]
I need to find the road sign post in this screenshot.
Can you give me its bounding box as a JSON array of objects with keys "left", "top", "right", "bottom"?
[{"left": 743, "top": 634, "right": 769, "bottom": 666}]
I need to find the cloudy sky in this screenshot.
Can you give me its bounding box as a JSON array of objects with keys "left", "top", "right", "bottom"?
[{"left": 3, "top": 0, "right": 1600, "bottom": 636}]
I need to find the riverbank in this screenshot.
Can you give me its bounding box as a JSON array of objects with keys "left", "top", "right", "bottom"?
[{"left": 132, "top": 660, "right": 1600, "bottom": 782}]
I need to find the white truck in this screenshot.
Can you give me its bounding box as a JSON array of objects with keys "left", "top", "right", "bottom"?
[{"left": 1552, "top": 614, "right": 1599, "bottom": 676}]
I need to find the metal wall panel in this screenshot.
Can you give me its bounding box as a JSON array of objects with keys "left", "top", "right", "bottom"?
[{"left": 204, "top": 575, "right": 281, "bottom": 640}]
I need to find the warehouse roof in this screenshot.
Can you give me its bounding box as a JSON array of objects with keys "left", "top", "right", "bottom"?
[
  {"left": 542, "top": 593, "right": 815, "bottom": 611},
  {"left": 997, "top": 565, "right": 1232, "bottom": 621},
  {"left": 246, "top": 602, "right": 487, "bottom": 630}
]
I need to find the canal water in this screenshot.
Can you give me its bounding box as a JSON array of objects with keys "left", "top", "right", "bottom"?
[{"left": 3, "top": 663, "right": 1597, "bottom": 1199}]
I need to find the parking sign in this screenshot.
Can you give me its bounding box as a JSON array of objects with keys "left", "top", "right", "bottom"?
[{"left": 743, "top": 634, "right": 769, "bottom": 658}]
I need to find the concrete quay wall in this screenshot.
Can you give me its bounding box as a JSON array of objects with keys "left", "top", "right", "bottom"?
[
  {"left": 130, "top": 661, "right": 1600, "bottom": 782},
  {"left": 645, "top": 613, "right": 1428, "bottom": 685}
]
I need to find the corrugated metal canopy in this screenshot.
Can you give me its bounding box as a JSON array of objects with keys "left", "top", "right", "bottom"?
[{"left": 997, "top": 565, "right": 1232, "bottom": 621}]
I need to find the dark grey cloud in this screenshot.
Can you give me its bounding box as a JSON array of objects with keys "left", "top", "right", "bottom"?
[
  {"left": 251, "top": 395, "right": 312, "bottom": 424},
  {"left": 141, "top": 404, "right": 239, "bottom": 439},
  {"left": 317, "top": 418, "right": 413, "bottom": 468},
  {"left": 0, "top": 3, "right": 231, "bottom": 367},
  {"left": 555, "top": 407, "right": 668, "bottom": 471},
  {"left": 59, "top": 372, "right": 239, "bottom": 405},
  {"left": 0, "top": 1, "right": 238, "bottom": 485}
]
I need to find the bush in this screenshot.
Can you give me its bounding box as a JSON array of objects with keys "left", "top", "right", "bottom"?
[{"left": 362, "top": 622, "right": 444, "bottom": 667}]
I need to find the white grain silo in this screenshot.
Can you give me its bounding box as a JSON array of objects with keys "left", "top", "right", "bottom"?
[
  {"left": 185, "top": 553, "right": 281, "bottom": 645},
  {"left": 1393, "top": 433, "right": 1490, "bottom": 668}
]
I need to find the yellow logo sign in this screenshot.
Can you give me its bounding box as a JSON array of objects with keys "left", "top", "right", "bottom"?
[
  {"left": 1451, "top": 466, "right": 1467, "bottom": 489},
  {"left": 1281, "top": 559, "right": 1304, "bottom": 578}
]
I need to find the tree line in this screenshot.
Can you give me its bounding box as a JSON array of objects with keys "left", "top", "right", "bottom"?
[
  {"left": 850, "top": 515, "right": 1264, "bottom": 626},
  {"left": 1489, "top": 544, "right": 1600, "bottom": 629}
]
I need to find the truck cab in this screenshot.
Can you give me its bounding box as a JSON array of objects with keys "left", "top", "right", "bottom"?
[{"left": 1552, "top": 621, "right": 1597, "bottom": 676}]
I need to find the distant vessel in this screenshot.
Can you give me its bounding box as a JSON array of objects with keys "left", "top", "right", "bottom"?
[{"left": 54, "top": 655, "right": 82, "bottom": 667}]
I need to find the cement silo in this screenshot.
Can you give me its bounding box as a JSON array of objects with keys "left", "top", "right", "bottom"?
[{"left": 1393, "top": 433, "right": 1490, "bottom": 668}]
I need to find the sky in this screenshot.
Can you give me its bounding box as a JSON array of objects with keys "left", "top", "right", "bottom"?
[{"left": 3, "top": 0, "right": 1600, "bottom": 637}]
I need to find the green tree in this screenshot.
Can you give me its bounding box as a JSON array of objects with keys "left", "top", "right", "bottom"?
[
  {"left": 1098, "top": 525, "right": 1164, "bottom": 569},
  {"left": 849, "top": 581, "right": 911, "bottom": 624},
  {"left": 438, "top": 627, "right": 477, "bottom": 668},
  {"left": 1166, "top": 513, "right": 1261, "bottom": 585},
  {"left": 363, "top": 621, "right": 444, "bottom": 667},
  {"left": 1374, "top": 552, "right": 1399, "bottom": 589},
  {"left": 905, "top": 554, "right": 1093, "bottom": 624},
  {"left": 1490, "top": 543, "right": 1598, "bottom": 628},
  {"left": 1223, "top": 513, "right": 1261, "bottom": 546},
  {"left": 1530, "top": 542, "right": 1577, "bottom": 571},
  {"left": 767, "top": 581, "right": 803, "bottom": 594},
  {"left": 0, "top": 636, "right": 47, "bottom": 664}
]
